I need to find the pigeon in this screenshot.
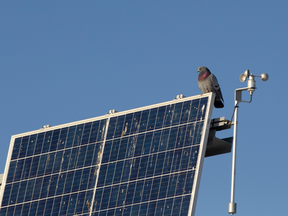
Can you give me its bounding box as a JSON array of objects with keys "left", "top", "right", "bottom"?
[{"left": 197, "top": 66, "right": 224, "bottom": 108}]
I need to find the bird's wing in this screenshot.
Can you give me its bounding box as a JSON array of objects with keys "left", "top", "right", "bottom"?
[{"left": 211, "top": 74, "right": 224, "bottom": 102}]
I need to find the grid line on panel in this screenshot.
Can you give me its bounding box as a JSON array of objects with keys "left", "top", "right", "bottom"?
[
  {"left": 177, "top": 191, "right": 186, "bottom": 216},
  {"left": 26, "top": 134, "right": 37, "bottom": 158},
  {"left": 81, "top": 122, "right": 93, "bottom": 145},
  {"left": 57, "top": 127, "right": 68, "bottom": 151},
  {"left": 42, "top": 131, "right": 52, "bottom": 154},
  {"left": 19, "top": 136, "right": 29, "bottom": 159},
  {"left": 72, "top": 124, "right": 83, "bottom": 147},
  {"left": 35, "top": 132, "right": 45, "bottom": 155},
  {"left": 173, "top": 196, "right": 183, "bottom": 216},
  {"left": 49, "top": 129, "right": 60, "bottom": 152}
]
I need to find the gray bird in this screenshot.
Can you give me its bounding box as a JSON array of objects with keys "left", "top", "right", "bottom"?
[{"left": 197, "top": 66, "right": 224, "bottom": 108}]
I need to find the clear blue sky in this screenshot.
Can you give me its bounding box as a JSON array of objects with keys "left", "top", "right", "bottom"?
[{"left": 0, "top": 1, "right": 287, "bottom": 215}]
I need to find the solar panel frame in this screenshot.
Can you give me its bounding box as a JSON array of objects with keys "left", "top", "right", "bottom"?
[{"left": 0, "top": 92, "right": 215, "bottom": 216}]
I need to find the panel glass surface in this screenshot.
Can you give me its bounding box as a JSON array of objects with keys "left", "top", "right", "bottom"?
[
  {"left": 0, "top": 119, "right": 107, "bottom": 216},
  {"left": 0, "top": 95, "right": 211, "bottom": 216}
]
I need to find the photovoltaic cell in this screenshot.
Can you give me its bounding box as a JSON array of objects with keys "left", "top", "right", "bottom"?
[{"left": 0, "top": 93, "right": 214, "bottom": 216}]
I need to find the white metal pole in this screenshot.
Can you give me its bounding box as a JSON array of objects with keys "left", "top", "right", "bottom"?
[{"left": 228, "top": 100, "right": 238, "bottom": 215}]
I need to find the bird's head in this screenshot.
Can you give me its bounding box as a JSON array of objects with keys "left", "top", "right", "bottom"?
[{"left": 197, "top": 66, "right": 211, "bottom": 74}]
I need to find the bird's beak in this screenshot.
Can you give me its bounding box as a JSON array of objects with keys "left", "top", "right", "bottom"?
[{"left": 197, "top": 70, "right": 199, "bottom": 73}]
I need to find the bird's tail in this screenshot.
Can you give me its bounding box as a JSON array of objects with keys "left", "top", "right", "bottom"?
[{"left": 214, "top": 98, "right": 224, "bottom": 108}]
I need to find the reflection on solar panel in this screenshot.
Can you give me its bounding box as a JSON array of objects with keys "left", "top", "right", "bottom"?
[{"left": 0, "top": 93, "right": 214, "bottom": 216}]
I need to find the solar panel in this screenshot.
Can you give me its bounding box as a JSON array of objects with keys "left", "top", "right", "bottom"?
[{"left": 0, "top": 93, "right": 214, "bottom": 216}]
